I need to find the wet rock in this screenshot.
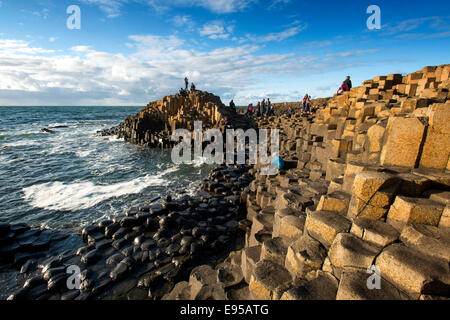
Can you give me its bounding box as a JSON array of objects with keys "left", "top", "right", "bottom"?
[
  {"left": 140, "top": 239, "right": 156, "bottom": 251},
  {"left": 120, "top": 217, "right": 139, "bottom": 228},
  {"left": 110, "top": 262, "right": 129, "bottom": 281},
  {"left": 95, "top": 239, "right": 112, "bottom": 251},
  {"left": 121, "top": 246, "right": 134, "bottom": 257},
  {"left": 0, "top": 222, "right": 10, "bottom": 236},
  {"left": 24, "top": 275, "right": 46, "bottom": 289},
  {"left": 7, "top": 288, "right": 29, "bottom": 300},
  {"left": 81, "top": 249, "right": 102, "bottom": 265},
  {"left": 20, "top": 259, "right": 37, "bottom": 274},
  {"left": 165, "top": 243, "right": 181, "bottom": 257},
  {"left": 105, "top": 223, "right": 120, "bottom": 238},
  {"left": 112, "top": 227, "right": 128, "bottom": 240},
  {"left": 43, "top": 266, "right": 66, "bottom": 281},
  {"left": 112, "top": 238, "right": 129, "bottom": 250},
  {"left": 47, "top": 274, "right": 68, "bottom": 292},
  {"left": 61, "top": 290, "right": 80, "bottom": 300}
]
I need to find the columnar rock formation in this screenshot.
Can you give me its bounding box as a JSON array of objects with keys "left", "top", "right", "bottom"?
[
  {"left": 100, "top": 90, "right": 253, "bottom": 148},
  {"left": 165, "top": 64, "right": 450, "bottom": 300}
]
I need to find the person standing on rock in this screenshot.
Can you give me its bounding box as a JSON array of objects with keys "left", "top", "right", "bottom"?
[
  {"left": 184, "top": 77, "right": 189, "bottom": 90},
  {"left": 256, "top": 102, "right": 261, "bottom": 117},
  {"left": 266, "top": 98, "right": 272, "bottom": 116},
  {"left": 229, "top": 99, "right": 236, "bottom": 111},
  {"left": 261, "top": 99, "right": 266, "bottom": 118},
  {"left": 247, "top": 103, "right": 254, "bottom": 118}
]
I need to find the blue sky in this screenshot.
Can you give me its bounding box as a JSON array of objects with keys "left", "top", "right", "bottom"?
[{"left": 0, "top": 0, "right": 449, "bottom": 105}]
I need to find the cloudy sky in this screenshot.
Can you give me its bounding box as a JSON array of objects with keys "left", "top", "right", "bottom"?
[{"left": 0, "top": 0, "right": 449, "bottom": 106}]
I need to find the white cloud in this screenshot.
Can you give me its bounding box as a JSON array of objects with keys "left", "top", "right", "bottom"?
[
  {"left": 199, "top": 21, "right": 234, "bottom": 40},
  {"left": 80, "top": 0, "right": 124, "bottom": 18},
  {"left": 0, "top": 36, "right": 383, "bottom": 106},
  {"left": 244, "top": 21, "right": 308, "bottom": 42},
  {"left": 82, "top": 0, "right": 255, "bottom": 17}
]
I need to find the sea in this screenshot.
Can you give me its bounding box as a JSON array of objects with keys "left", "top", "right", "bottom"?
[{"left": 0, "top": 106, "right": 214, "bottom": 232}]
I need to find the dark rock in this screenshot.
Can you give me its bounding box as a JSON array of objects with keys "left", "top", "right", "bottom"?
[
  {"left": 98, "top": 220, "right": 113, "bottom": 229},
  {"left": 120, "top": 217, "right": 139, "bottom": 228},
  {"left": 61, "top": 290, "right": 80, "bottom": 300},
  {"left": 96, "top": 239, "right": 112, "bottom": 251},
  {"left": 47, "top": 273, "right": 68, "bottom": 291},
  {"left": 43, "top": 266, "right": 66, "bottom": 281},
  {"left": 20, "top": 259, "right": 37, "bottom": 274},
  {"left": 121, "top": 246, "right": 134, "bottom": 257},
  {"left": 92, "top": 278, "right": 113, "bottom": 295},
  {"left": 24, "top": 275, "right": 46, "bottom": 289},
  {"left": 82, "top": 225, "right": 100, "bottom": 238},
  {"left": 112, "top": 227, "right": 128, "bottom": 240},
  {"left": 81, "top": 249, "right": 102, "bottom": 265},
  {"left": 141, "top": 239, "right": 156, "bottom": 251},
  {"left": 112, "top": 238, "right": 128, "bottom": 250},
  {"left": 165, "top": 243, "right": 181, "bottom": 257},
  {"left": 110, "top": 262, "right": 128, "bottom": 281},
  {"left": 105, "top": 223, "right": 120, "bottom": 238},
  {"left": 106, "top": 253, "right": 124, "bottom": 265},
  {"left": 0, "top": 222, "right": 10, "bottom": 236},
  {"left": 7, "top": 288, "right": 29, "bottom": 300}
]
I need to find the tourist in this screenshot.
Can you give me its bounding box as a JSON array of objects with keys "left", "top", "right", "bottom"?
[
  {"left": 256, "top": 102, "right": 261, "bottom": 117},
  {"left": 184, "top": 77, "right": 189, "bottom": 90},
  {"left": 229, "top": 99, "right": 236, "bottom": 110},
  {"left": 337, "top": 76, "right": 352, "bottom": 94},
  {"left": 261, "top": 99, "right": 266, "bottom": 118},
  {"left": 190, "top": 83, "right": 196, "bottom": 92},
  {"left": 179, "top": 88, "right": 187, "bottom": 97},
  {"left": 266, "top": 99, "right": 272, "bottom": 116},
  {"left": 302, "top": 94, "right": 310, "bottom": 114},
  {"left": 247, "top": 104, "right": 254, "bottom": 118}
]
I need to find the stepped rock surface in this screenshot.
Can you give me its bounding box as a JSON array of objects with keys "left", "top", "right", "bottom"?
[
  {"left": 165, "top": 64, "right": 450, "bottom": 300},
  {"left": 99, "top": 90, "right": 254, "bottom": 148}
]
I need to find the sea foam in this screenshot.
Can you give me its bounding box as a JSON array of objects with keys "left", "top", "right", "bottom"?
[{"left": 23, "top": 167, "right": 178, "bottom": 211}]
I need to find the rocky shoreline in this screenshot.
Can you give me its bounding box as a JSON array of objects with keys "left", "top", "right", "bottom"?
[
  {"left": 2, "top": 64, "right": 450, "bottom": 300},
  {"left": 1, "top": 164, "right": 253, "bottom": 300}
]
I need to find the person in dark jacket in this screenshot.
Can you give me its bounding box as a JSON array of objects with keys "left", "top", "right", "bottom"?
[
  {"left": 344, "top": 76, "right": 352, "bottom": 90},
  {"left": 184, "top": 77, "right": 189, "bottom": 90},
  {"left": 229, "top": 100, "right": 236, "bottom": 110}
]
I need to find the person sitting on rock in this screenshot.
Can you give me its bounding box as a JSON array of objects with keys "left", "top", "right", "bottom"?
[
  {"left": 337, "top": 76, "right": 352, "bottom": 94},
  {"left": 190, "top": 83, "right": 196, "bottom": 92},
  {"left": 184, "top": 77, "right": 189, "bottom": 90},
  {"left": 179, "top": 88, "right": 187, "bottom": 97}
]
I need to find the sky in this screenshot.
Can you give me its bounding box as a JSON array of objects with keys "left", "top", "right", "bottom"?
[{"left": 0, "top": 0, "right": 449, "bottom": 106}]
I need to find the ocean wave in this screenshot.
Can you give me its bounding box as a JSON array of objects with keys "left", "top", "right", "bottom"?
[
  {"left": 3, "top": 140, "right": 40, "bottom": 148},
  {"left": 23, "top": 167, "right": 179, "bottom": 211},
  {"left": 107, "top": 136, "right": 125, "bottom": 142}
]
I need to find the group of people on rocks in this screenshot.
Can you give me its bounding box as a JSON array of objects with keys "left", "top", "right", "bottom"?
[
  {"left": 246, "top": 98, "right": 274, "bottom": 118},
  {"left": 179, "top": 75, "right": 351, "bottom": 117},
  {"left": 179, "top": 77, "right": 197, "bottom": 96}
]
